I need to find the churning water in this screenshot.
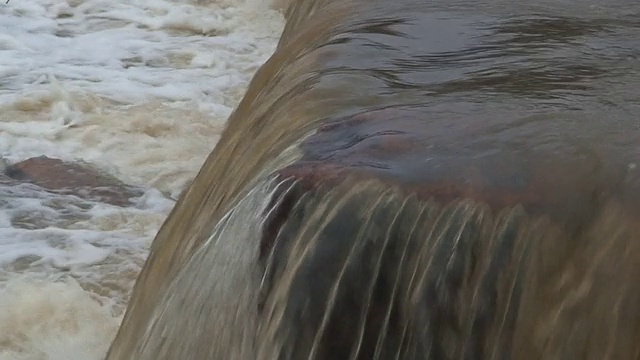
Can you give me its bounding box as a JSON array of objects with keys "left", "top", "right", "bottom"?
[
  {"left": 0, "top": 0, "right": 283, "bottom": 358},
  {"left": 2, "top": 0, "right": 640, "bottom": 358}
]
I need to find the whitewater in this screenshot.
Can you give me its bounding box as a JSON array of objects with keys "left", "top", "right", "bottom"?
[{"left": 0, "top": 0, "right": 284, "bottom": 358}]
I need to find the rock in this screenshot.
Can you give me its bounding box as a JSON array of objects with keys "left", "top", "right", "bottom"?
[
  {"left": 273, "top": 106, "right": 635, "bottom": 223},
  {"left": 3, "top": 156, "right": 145, "bottom": 207}
]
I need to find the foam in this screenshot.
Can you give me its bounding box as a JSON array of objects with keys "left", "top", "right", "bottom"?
[
  {"left": 0, "top": 0, "right": 283, "bottom": 106},
  {"left": 0, "top": 0, "right": 284, "bottom": 192},
  {"left": 0, "top": 276, "right": 121, "bottom": 360},
  {"left": 0, "top": 0, "right": 284, "bottom": 358}
]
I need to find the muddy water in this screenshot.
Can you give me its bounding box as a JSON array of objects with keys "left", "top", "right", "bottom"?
[
  {"left": 0, "top": 0, "right": 283, "bottom": 359},
  {"left": 2, "top": 0, "right": 639, "bottom": 359},
  {"left": 103, "top": 0, "right": 640, "bottom": 359}
]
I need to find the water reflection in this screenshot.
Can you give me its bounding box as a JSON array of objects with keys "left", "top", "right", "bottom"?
[{"left": 322, "top": 9, "right": 640, "bottom": 101}]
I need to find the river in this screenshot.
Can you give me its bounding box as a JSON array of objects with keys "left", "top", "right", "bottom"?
[
  {"left": 0, "top": 0, "right": 283, "bottom": 358},
  {"left": 1, "top": 0, "right": 639, "bottom": 359}
]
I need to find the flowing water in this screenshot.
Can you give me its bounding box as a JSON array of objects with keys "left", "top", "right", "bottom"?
[
  {"left": 2, "top": 0, "right": 640, "bottom": 359},
  {"left": 0, "top": 0, "right": 283, "bottom": 358},
  {"left": 107, "top": 0, "right": 640, "bottom": 359}
]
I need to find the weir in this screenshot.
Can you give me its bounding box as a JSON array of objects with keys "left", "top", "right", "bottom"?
[{"left": 106, "top": 0, "right": 640, "bottom": 359}]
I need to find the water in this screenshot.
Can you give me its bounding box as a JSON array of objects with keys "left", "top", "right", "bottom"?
[
  {"left": 0, "top": 0, "right": 284, "bottom": 358},
  {"left": 3, "top": 0, "right": 640, "bottom": 358},
  {"left": 107, "top": 0, "right": 640, "bottom": 358}
]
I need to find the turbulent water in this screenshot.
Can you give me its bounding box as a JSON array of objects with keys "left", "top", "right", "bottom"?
[
  {"left": 0, "top": 0, "right": 283, "bottom": 358},
  {"left": 2, "top": 0, "right": 640, "bottom": 359}
]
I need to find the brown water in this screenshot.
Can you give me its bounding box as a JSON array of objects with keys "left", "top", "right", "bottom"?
[{"left": 104, "top": 0, "right": 640, "bottom": 359}]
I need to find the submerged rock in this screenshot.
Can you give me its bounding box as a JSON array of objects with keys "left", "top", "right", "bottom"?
[{"left": 2, "top": 156, "right": 145, "bottom": 207}]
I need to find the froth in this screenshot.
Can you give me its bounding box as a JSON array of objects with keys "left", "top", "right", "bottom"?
[
  {"left": 0, "top": 276, "right": 121, "bottom": 360},
  {"left": 0, "top": 0, "right": 284, "bottom": 358},
  {"left": 0, "top": 0, "right": 284, "bottom": 194}
]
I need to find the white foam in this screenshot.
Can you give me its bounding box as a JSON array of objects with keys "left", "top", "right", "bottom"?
[
  {"left": 0, "top": 0, "right": 283, "bottom": 193},
  {"left": 0, "top": 276, "right": 121, "bottom": 360},
  {"left": 0, "top": 0, "right": 284, "bottom": 358},
  {"left": 0, "top": 0, "right": 283, "bottom": 105}
]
